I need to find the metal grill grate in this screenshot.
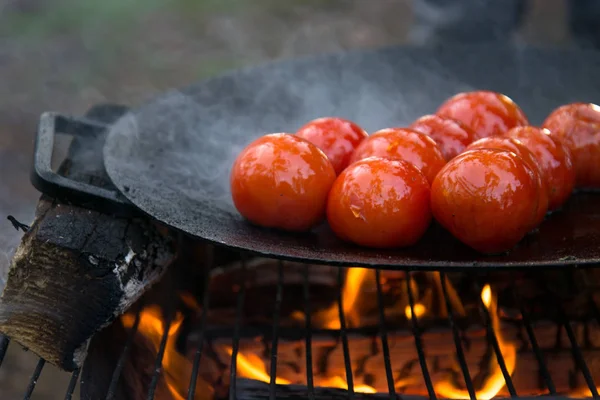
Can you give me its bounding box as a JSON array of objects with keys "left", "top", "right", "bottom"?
[{"left": 2, "top": 261, "right": 600, "bottom": 400}]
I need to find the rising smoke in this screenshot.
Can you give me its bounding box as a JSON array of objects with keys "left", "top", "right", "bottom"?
[
  {"left": 0, "top": 0, "right": 576, "bottom": 291},
  {"left": 0, "top": 0, "right": 415, "bottom": 291}
]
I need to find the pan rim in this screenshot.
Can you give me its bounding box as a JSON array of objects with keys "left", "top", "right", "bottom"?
[{"left": 103, "top": 43, "right": 600, "bottom": 269}]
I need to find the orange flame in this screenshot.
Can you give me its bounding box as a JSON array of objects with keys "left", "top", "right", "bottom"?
[
  {"left": 434, "top": 284, "right": 517, "bottom": 400},
  {"left": 405, "top": 303, "right": 426, "bottom": 319},
  {"left": 121, "top": 306, "right": 212, "bottom": 400},
  {"left": 292, "top": 267, "right": 371, "bottom": 329},
  {"left": 123, "top": 273, "right": 525, "bottom": 399},
  {"left": 224, "top": 347, "right": 291, "bottom": 385},
  {"left": 227, "top": 344, "right": 376, "bottom": 393},
  {"left": 225, "top": 267, "right": 377, "bottom": 393},
  {"left": 569, "top": 386, "right": 599, "bottom": 398},
  {"left": 318, "top": 376, "right": 377, "bottom": 394}
]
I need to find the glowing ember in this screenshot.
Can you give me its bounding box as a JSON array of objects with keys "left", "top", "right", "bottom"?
[{"left": 119, "top": 269, "right": 570, "bottom": 399}]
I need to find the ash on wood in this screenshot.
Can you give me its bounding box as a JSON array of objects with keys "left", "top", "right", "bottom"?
[{"left": 0, "top": 105, "right": 176, "bottom": 371}]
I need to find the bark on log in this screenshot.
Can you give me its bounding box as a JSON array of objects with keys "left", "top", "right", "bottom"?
[{"left": 0, "top": 105, "right": 176, "bottom": 371}]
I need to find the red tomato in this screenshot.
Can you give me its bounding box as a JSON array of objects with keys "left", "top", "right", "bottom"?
[
  {"left": 431, "top": 148, "right": 539, "bottom": 254},
  {"left": 230, "top": 133, "right": 336, "bottom": 232},
  {"left": 436, "top": 90, "right": 529, "bottom": 139},
  {"left": 327, "top": 157, "right": 432, "bottom": 248},
  {"left": 296, "top": 117, "right": 368, "bottom": 175},
  {"left": 349, "top": 128, "right": 446, "bottom": 184},
  {"left": 504, "top": 126, "right": 575, "bottom": 211},
  {"left": 409, "top": 114, "right": 477, "bottom": 160},
  {"left": 465, "top": 136, "right": 549, "bottom": 228},
  {"left": 542, "top": 102, "right": 600, "bottom": 188}
]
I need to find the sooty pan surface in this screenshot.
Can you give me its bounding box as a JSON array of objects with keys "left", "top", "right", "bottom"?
[{"left": 104, "top": 44, "right": 600, "bottom": 269}]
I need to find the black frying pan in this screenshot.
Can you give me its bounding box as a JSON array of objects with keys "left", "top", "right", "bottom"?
[{"left": 100, "top": 44, "right": 600, "bottom": 269}]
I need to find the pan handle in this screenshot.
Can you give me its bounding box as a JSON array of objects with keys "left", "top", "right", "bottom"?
[{"left": 31, "top": 112, "right": 137, "bottom": 216}]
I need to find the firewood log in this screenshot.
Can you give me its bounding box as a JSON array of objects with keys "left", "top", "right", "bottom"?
[{"left": 0, "top": 105, "right": 176, "bottom": 371}]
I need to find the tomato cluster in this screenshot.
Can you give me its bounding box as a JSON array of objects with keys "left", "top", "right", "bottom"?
[{"left": 230, "top": 92, "right": 599, "bottom": 255}]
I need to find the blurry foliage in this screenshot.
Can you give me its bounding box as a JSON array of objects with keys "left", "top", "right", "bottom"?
[
  {"left": 0, "top": 0, "right": 341, "bottom": 84},
  {"left": 1, "top": 0, "right": 339, "bottom": 38},
  {"left": 1, "top": 0, "right": 160, "bottom": 38}
]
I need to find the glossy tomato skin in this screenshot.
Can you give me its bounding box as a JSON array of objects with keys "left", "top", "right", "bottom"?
[
  {"left": 349, "top": 128, "right": 446, "bottom": 184},
  {"left": 504, "top": 126, "right": 575, "bottom": 211},
  {"left": 327, "top": 157, "right": 432, "bottom": 248},
  {"left": 465, "top": 136, "right": 549, "bottom": 228},
  {"left": 296, "top": 117, "right": 368, "bottom": 175},
  {"left": 436, "top": 91, "right": 529, "bottom": 140},
  {"left": 542, "top": 102, "right": 600, "bottom": 188},
  {"left": 230, "top": 133, "right": 336, "bottom": 232},
  {"left": 409, "top": 114, "right": 477, "bottom": 160},
  {"left": 431, "top": 149, "right": 539, "bottom": 254}
]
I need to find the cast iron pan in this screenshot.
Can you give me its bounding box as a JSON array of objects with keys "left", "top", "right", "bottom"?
[{"left": 102, "top": 44, "right": 600, "bottom": 269}]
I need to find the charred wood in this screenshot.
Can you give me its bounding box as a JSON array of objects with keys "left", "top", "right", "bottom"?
[{"left": 0, "top": 105, "right": 176, "bottom": 371}]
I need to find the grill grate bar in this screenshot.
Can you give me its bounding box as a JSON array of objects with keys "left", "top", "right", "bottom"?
[
  {"left": 0, "top": 334, "right": 9, "bottom": 367},
  {"left": 187, "top": 252, "right": 214, "bottom": 400},
  {"left": 475, "top": 282, "right": 517, "bottom": 397},
  {"left": 336, "top": 267, "right": 355, "bottom": 398},
  {"left": 303, "top": 264, "right": 315, "bottom": 400},
  {"left": 562, "top": 316, "right": 598, "bottom": 396},
  {"left": 513, "top": 286, "right": 557, "bottom": 394},
  {"left": 405, "top": 272, "right": 437, "bottom": 400},
  {"left": 440, "top": 273, "right": 477, "bottom": 400},
  {"left": 23, "top": 358, "right": 45, "bottom": 400},
  {"left": 147, "top": 305, "right": 174, "bottom": 400},
  {"left": 229, "top": 255, "right": 248, "bottom": 400},
  {"left": 64, "top": 368, "right": 80, "bottom": 400},
  {"left": 106, "top": 302, "right": 143, "bottom": 400},
  {"left": 589, "top": 295, "right": 600, "bottom": 326},
  {"left": 268, "top": 261, "right": 284, "bottom": 400},
  {"left": 374, "top": 269, "right": 397, "bottom": 399},
  {"left": 541, "top": 274, "right": 598, "bottom": 397}
]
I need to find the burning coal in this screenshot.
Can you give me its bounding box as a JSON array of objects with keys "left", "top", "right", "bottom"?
[{"left": 118, "top": 262, "right": 600, "bottom": 399}]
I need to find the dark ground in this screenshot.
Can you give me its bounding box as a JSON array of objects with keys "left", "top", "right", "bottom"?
[{"left": 0, "top": 0, "right": 570, "bottom": 398}]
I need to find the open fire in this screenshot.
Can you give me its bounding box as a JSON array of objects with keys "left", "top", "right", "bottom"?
[{"left": 120, "top": 262, "right": 600, "bottom": 399}]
